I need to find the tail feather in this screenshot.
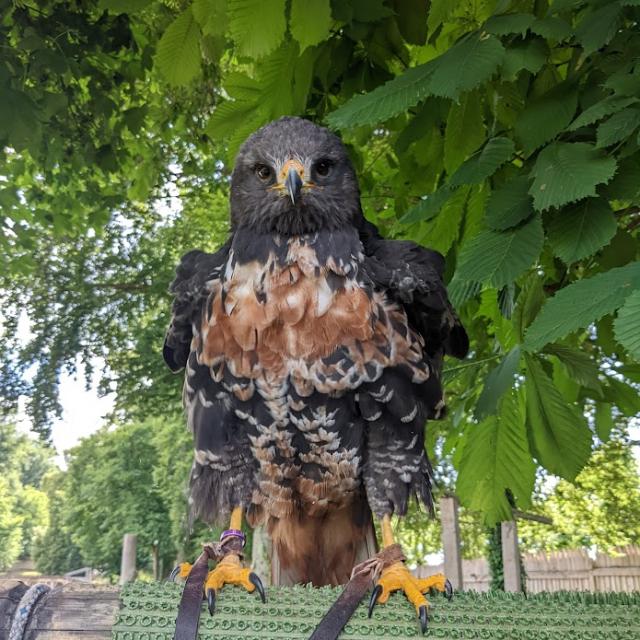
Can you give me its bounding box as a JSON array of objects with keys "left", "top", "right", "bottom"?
[{"left": 269, "top": 495, "right": 376, "bottom": 586}]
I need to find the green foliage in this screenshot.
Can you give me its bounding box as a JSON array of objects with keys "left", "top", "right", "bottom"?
[
  {"left": 0, "top": 423, "right": 53, "bottom": 568},
  {"left": 519, "top": 437, "right": 640, "bottom": 552},
  {"left": 1, "top": 0, "right": 639, "bottom": 533}
]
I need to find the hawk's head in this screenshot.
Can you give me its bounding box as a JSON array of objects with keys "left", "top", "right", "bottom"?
[{"left": 230, "top": 117, "right": 362, "bottom": 235}]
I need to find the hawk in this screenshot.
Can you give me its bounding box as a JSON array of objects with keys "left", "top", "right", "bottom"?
[{"left": 164, "top": 117, "right": 468, "bottom": 631}]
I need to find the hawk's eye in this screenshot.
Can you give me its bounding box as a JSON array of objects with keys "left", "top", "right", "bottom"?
[
  {"left": 314, "top": 159, "right": 333, "bottom": 177},
  {"left": 255, "top": 164, "right": 272, "bottom": 180}
]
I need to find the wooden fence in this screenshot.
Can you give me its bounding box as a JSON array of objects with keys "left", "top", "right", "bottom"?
[{"left": 416, "top": 545, "right": 640, "bottom": 593}]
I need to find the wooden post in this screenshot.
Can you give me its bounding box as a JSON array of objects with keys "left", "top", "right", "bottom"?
[
  {"left": 501, "top": 520, "right": 522, "bottom": 592},
  {"left": 440, "top": 495, "right": 463, "bottom": 590},
  {"left": 119, "top": 533, "right": 137, "bottom": 586},
  {"left": 151, "top": 539, "right": 159, "bottom": 581}
]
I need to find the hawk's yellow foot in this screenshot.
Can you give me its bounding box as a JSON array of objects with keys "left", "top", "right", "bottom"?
[
  {"left": 203, "top": 553, "right": 265, "bottom": 615},
  {"left": 368, "top": 562, "right": 453, "bottom": 633}
]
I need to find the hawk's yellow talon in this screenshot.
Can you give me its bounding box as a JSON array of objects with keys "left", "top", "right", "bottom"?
[
  {"left": 204, "top": 554, "right": 256, "bottom": 593},
  {"left": 372, "top": 563, "right": 453, "bottom": 615}
]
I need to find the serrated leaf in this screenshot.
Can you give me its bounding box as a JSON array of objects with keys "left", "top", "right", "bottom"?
[
  {"left": 575, "top": 2, "right": 622, "bottom": 56},
  {"left": 602, "top": 377, "right": 640, "bottom": 417},
  {"left": 99, "top": 0, "right": 150, "bottom": 11},
  {"left": 614, "top": 289, "right": 640, "bottom": 359},
  {"left": 530, "top": 16, "right": 572, "bottom": 41},
  {"left": 421, "top": 186, "right": 470, "bottom": 254},
  {"left": 444, "top": 91, "right": 485, "bottom": 174},
  {"left": 596, "top": 107, "right": 640, "bottom": 148},
  {"left": 228, "top": 0, "right": 286, "bottom": 58},
  {"left": 193, "top": 0, "right": 228, "bottom": 36},
  {"left": 475, "top": 346, "right": 521, "bottom": 419},
  {"left": 485, "top": 175, "right": 534, "bottom": 230},
  {"left": 155, "top": 7, "right": 201, "bottom": 86},
  {"left": 448, "top": 277, "right": 481, "bottom": 308},
  {"left": 529, "top": 142, "right": 617, "bottom": 211},
  {"left": 428, "top": 32, "right": 505, "bottom": 99},
  {"left": 502, "top": 37, "right": 547, "bottom": 80},
  {"left": 514, "top": 274, "right": 545, "bottom": 340},
  {"left": 485, "top": 13, "right": 534, "bottom": 36},
  {"left": 594, "top": 402, "right": 614, "bottom": 442},
  {"left": 524, "top": 262, "right": 640, "bottom": 351},
  {"left": 568, "top": 96, "right": 639, "bottom": 131},
  {"left": 325, "top": 62, "right": 435, "bottom": 129},
  {"left": 547, "top": 197, "right": 617, "bottom": 264},
  {"left": 326, "top": 33, "right": 503, "bottom": 129},
  {"left": 450, "top": 137, "right": 515, "bottom": 186},
  {"left": 543, "top": 344, "right": 601, "bottom": 390},
  {"left": 399, "top": 186, "right": 453, "bottom": 224},
  {"left": 524, "top": 354, "right": 592, "bottom": 481},
  {"left": 290, "top": 0, "right": 332, "bottom": 51},
  {"left": 455, "top": 214, "right": 543, "bottom": 288},
  {"left": 458, "top": 389, "right": 535, "bottom": 525},
  {"left": 515, "top": 83, "right": 577, "bottom": 156}
]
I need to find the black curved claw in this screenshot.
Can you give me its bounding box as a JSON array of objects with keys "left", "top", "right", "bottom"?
[
  {"left": 444, "top": 579, "right": 453, "bottom": 601},
  {"left": 168, "top": 565, "right": 180, "bottom": 582},
  {"left": 368, "top": 584, "right": 383, "bottom": 618},
  {"left": 418, "top": 604, "right": 429, "bottom": 634},
  {"left": 206, "top": 588, "right": 216, "bottom": 616},
  {"left": 249, "top": 572, "right": 266, "bottom": 603}
]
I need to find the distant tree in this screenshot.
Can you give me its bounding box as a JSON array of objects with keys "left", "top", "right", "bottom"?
[
  {"left": 33, "top": 471, "right": 83, "bottom": 575},
  {"left": 0, "top": 477, "right": 23, "bottom": 571},
  {"left": 58, "top": 421, "right": 176, "bottom": 576},
  {"left": 519, "top": 437, "right": 640, "bottom": 553}
]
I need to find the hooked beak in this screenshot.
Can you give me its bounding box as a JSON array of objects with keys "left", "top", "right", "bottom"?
[{"left": 284, "top": 166, "right": 303, "bottom": 205}]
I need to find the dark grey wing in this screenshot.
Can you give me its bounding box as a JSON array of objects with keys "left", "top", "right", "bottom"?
[
  {"left": 163, "top": 242, "right": 231, "bottom": 372},
  {"left": 359, "top": 220, "right": 469, "bottom": 361}
]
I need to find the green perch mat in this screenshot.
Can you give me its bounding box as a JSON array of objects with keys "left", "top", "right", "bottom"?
[{"left": 112, "top": 581, "right": 640, "bottom": 639}]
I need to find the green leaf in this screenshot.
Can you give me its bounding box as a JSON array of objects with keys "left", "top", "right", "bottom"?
[
  {"left": 530, "top": 16, "right": 572, "bottom": 41},
  {"left": 575, "top": 2, "right": 622, "bottom": 56},
  {"left": 514, "top": 274, "right": 545, "bottom": 340},
  {"left": 485, "top": 175, "right": 534, "bottom": 230},
  {"left": 524, "top": 354, "right": 592, "bottom": 481},
  {"left": 155, "top": 7, "right": 201, "bottom": 86},
  {"left": 475, "top": 346, "right": 521, "bottom": 419},
  {"left": 596, "top": 107, "right": 640, "bottom": 148},
  {"left": 501, "top": 37, "right": 548, "bottom": 80},
  {"left": 193, "top": 0, "right": 228, "bottom": 36},
  {"left": 395, "top": 0, "right": 428, "bottom": 45},
  {"left": 594, "top": 402, "right": 614, "bottom": 442},
  {"left": 529, "top": 142, "right": 617, "bottom": 211},
  {"left": 524, "top": 262, "right": 640, "bottom": 351},
  {"left": 568, "top": 96, "right": 639, "bottom": 131},
  {"left": 450, "top": 137, "right": 515, "bottom": 186},
  {"left": 420, "top": 186, "right": 470, "bottom": 254},
  {"left": 458, "top": 389, "right": 535, "bottom": 525},
  {"left": 290, "top": 0, "right": 332, "bottom": 51},
  {"left": 515, "top": 83, "right": 577, "bottom": 155},
  {"left": 326, "top": 33, "right": 503, "bottom": 129},
  {"left": 602, "top": 377, "right": 640, "bottom": 417},
  {"left": 428, "top": 33, "right": 505, "bottom": 100},
  {"left": 325, "top": 62, "right": 434, "bottom": 129},
  {"left": 543, "top": 344, "right": 601, "bottom": 390},
  {"left": 99, "top": 0, "right": 151, "bottom": 12},
  {"left": 547, "top": 197, "right": 617, "bottom": 264},
  {"left": 399, "top": 187, "right": 453, "bottom": 224},
  {"left": 485, "top": 13, "right": 534, "bottom": 36},
  {"left": 444, "top": 91, "right": 485, "bottom": 174},
  {"left": 228, "top": 0, "right": 286, "bottom": 58},
  {"left": 614, "top": 289, "right": 640, "bottom": 360},
  {"left": 455, "top": 214, "right": 543, "bottom": 288}
]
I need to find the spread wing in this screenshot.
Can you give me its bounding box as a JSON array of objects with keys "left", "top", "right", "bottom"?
[
  {"left": 360, "top": 219, "right": 469, "bottom": 364},
  {"left": 163, "top": 242, "right": 231, "bottom": 373}
]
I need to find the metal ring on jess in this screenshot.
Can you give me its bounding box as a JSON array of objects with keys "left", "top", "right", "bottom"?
[{"left": 220, "top": 529, "right": 246, "bottom": 547}]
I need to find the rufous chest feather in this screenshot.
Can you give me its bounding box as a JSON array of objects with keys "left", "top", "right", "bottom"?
[{"left": 199, "top": 238, "right": 374, "bottom": 377}]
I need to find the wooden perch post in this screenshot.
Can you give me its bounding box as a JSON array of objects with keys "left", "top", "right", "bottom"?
[
  {"left": 501, "top": 520, "right": 522, "bottom": 592},
  {"left": 119, "top": 533, "right": 137, "bottom": 586},
  {"left": 440, "top": 495, "right": 463, "bottom": 590}
]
